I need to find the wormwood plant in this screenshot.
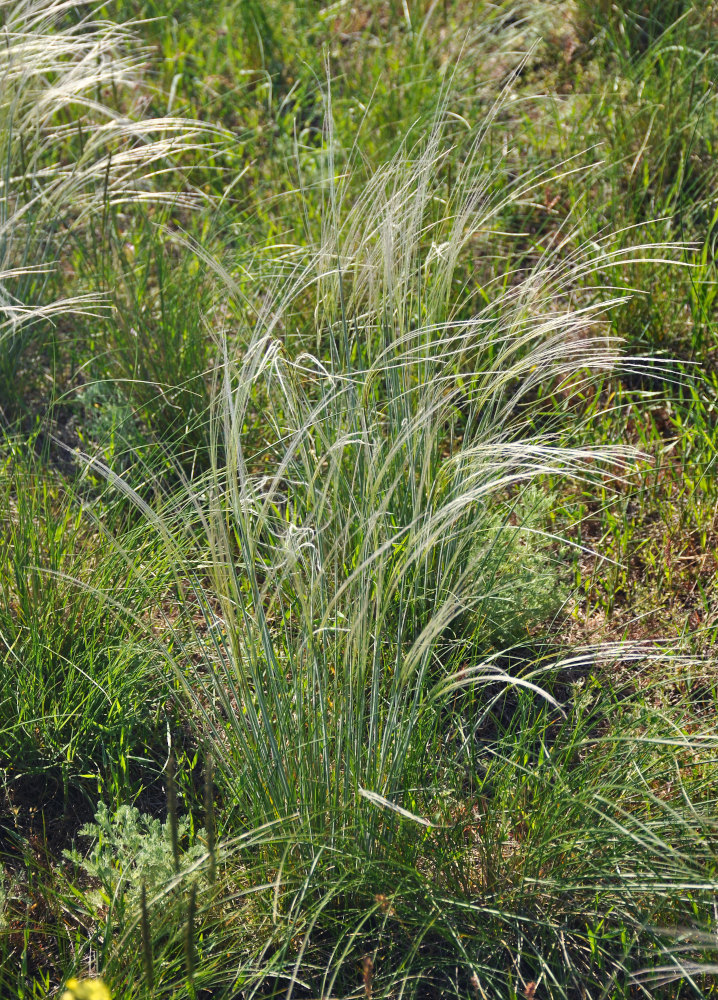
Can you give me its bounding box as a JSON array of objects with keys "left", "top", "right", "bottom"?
[{"left": 64, "top": 802, "right": 206, "bottom": 904}]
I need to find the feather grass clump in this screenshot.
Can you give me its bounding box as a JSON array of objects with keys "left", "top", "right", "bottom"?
[
  {"left": 102, "top": 102, "right": 682, "bottom": 837},
  {"left": 0, "top": 0, "right": 214, "bottom": 397}
]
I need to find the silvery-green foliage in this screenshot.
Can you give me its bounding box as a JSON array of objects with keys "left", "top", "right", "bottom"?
[
  {"left": 65, "top": 803, "right": 205, "bottom": 903},
  {"left": 76, "top": 381, "right": 145, "bottom": 468}
]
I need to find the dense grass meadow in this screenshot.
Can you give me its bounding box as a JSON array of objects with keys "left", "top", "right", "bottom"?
[{"left": 1, "top": 0, "right": 718, "bottom": 996}]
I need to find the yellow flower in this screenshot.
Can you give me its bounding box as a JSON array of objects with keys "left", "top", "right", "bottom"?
[{"left": 61, "top": 978, "right": 112, "bottom": 1000}]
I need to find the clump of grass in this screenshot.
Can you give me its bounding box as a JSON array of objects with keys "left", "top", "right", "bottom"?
[
  {"left": 152, "top": 110, "right": 638, "bottom": 830},
  {"left": 67, "top": 661, "right": 715, "bottom": 1000},
  {"left": 0, "top": 0, "right": 217, "bottom": 412}
]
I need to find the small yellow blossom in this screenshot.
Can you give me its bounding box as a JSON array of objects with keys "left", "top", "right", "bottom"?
[{"left": 61, "top": 978, "right": 112, "bottom": 1000}]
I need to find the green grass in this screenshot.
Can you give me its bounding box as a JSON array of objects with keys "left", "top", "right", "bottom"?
[
  {"left": 0, "top": 438, "right": 189, "bottom": 810},
  {"left": 1, "top": 1, "right": 717, "bottom": 998}
]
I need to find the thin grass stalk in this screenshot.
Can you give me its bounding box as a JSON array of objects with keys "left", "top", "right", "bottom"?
[
  {"left": 204, "top": 752, "right": 217, "bottom": 884},
  {"left": 166, "top": 748, "right": 180, "bottom": 875},
  {"left": 184, "top": 881, "right": 197, "bottom": 995},
  {"left": 140, "top": 881, "right": 154, "bottom": 992}
]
